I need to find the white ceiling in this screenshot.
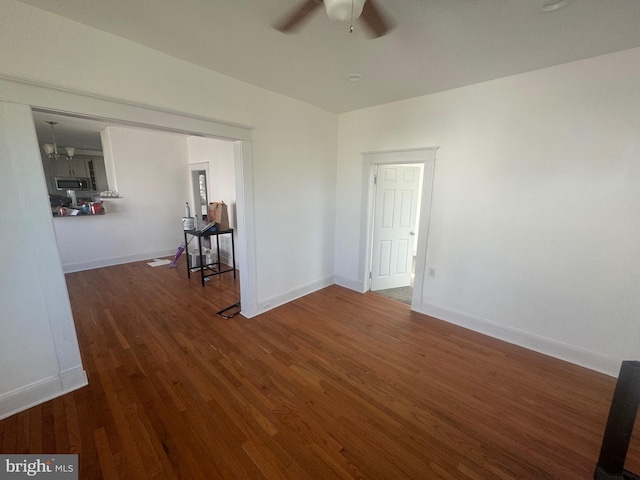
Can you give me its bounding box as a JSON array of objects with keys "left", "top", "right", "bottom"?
[
  {"left": 32, "top": 110, "right": 107, "bottom": 153},
  {"left": 17, "top": 0, "right": 640, "bottom": 114}
]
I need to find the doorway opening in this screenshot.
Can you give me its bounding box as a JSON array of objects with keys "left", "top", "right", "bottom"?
[
  {"left": 361, "top": 148, "right": 438, "bottom": 310},
  {"left": 186, "top": 138, "right": 239, "bottom": 306},
  {"left": 370, "top": 163, "right": 423, "bottom": 305},
  {"left": 28, "top": 104, "right": 258, "bottom": 318},
  {"left": 191, "top": 169, "right": 209, "bottom": 219}
]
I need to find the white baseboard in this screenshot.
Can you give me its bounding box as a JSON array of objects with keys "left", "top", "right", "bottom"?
[
  {"left": 0, "top": 366, "right": 88, "bottom": 420},
  {"left": 256, "top": 275, "right": 334, "bottom": 315},
  {"left": 240, "top": 301, "right": 259, "bottom": 319},
  {"left": 331, "top": 278, "right": 621, "bottom": 377},
  {"left": 417, "top": 301, "right": 621, "bottom": 378},
  {"left": 333, "top": 275, "right": 365, "bottom": 293},
  {"left": 62, "top": 249, "right": 176, "bottom": 273}
]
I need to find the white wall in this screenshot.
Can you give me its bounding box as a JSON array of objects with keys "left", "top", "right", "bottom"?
[
  {"left": 0, "top": 101, "right": 87, "bottom": 419},
  {"left": 54, "top": 127, "right": 190, "bottom": 271},
  {"left": 336, "top": 48, "right": 640, "bottom": 376},
  {"left": 0, "top": 0, "right": 337, "bottom": 416}
]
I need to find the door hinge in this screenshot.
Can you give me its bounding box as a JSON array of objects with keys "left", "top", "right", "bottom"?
[{"left": 373, "top": 174, "right": 377, "bottom": 185}]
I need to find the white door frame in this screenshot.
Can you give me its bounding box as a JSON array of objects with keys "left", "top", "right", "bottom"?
[
  {"left": 361, "top": 148, "right": 437, "bottom": 309},
  {"left": 0, "top": 74, "right": 260, "bottom": 318}
]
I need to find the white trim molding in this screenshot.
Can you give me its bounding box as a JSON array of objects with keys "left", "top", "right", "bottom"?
[
  {"left": 0, "top": 74, "right": 252, "bottom": 140},
  {"left": 256, "top": 276, "right": 335, "bottom": 315},
  {"left": 417, "top": 301, "right": 621, "bottom": 378},
  {"left": 0, "top": 368, "right": 88, "bottom": 421},
  {"left": 360, "top": 147, "right": 439, "bottom": 295}
]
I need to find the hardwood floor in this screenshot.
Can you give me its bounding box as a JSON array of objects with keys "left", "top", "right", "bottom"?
[{"left": 1, "top": 260, "right": 638, "bottom": 479}]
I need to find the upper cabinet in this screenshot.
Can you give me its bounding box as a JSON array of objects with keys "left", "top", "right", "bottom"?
[
  {"left": 52, "top": 157, "right": 88, "bottom": 178},
  {"left": 46, "top": 156, "right": 108, "bottom": 192}
]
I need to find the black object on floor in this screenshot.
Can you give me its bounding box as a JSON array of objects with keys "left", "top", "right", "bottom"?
[
  {"left": 593, "top": 360, "right": 640, "bottom": 480},
  {"left": 217, "top": 302, "right": 241, "bottom": 319}
]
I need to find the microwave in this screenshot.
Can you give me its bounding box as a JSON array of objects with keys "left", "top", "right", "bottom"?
[{"left": 55, "top": 177, "right": 91, "bottom": 191}]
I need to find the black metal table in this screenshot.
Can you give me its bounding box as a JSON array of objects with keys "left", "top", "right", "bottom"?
[{"left": 183, "top": 228, "right": 236, "bottom": 287}]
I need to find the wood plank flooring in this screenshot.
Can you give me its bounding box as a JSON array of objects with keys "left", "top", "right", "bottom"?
[{"left": 1, "top": 260, "right": 638, "bottom": 479}]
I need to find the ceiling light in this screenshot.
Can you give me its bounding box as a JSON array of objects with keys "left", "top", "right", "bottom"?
[
  {"left": 41, "top": 121, "right": 76, "bottom": 159},
  {"left": 540, "top": 0, "right": 574, "bottom": 13},
  {"left": 346, "top": 73, "right": 363, "bottom": 82},
  {"left": 42, "top": 143, "right": 55, "bottom": 156},
  {"left": 324, "top": 0, "right": 366, "bottom": 22}
]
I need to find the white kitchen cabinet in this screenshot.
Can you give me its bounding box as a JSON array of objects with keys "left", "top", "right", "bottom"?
[{"left": 52, "top": 157, "right": 88, "bottom": 178}]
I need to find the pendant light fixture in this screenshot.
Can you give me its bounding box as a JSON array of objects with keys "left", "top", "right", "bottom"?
[{"left": 41, "top": 121, "right": 76, "bottom": 159}]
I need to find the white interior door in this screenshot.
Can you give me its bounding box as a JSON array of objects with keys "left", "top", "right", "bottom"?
[{"left": 371, "top": 165, "right": 421, "bottom": 291}]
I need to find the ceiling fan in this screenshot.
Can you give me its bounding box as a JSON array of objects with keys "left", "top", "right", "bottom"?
[{"left": 274, "top": 0, "right": 394, "bottom": 38}]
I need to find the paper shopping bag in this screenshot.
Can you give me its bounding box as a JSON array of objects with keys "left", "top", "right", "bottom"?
[{"left": 208, "top": 201, "right": 230, "bottom": 231}]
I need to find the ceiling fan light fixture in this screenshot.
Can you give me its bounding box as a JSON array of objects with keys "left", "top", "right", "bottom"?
[{"left": 324, "top": 0, "right": 366, "bottom": 22}]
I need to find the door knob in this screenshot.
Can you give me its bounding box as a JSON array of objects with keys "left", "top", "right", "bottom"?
[{"left": 410, "top": 231, "right": 415, "bottom": 236}]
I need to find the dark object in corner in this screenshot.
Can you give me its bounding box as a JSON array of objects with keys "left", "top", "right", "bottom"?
[
  {"left": 594, "top": 361, "right": 640, "bottom": 480},
  {"left": 217, "top": 302, "right": 241, "bottom": 319}
]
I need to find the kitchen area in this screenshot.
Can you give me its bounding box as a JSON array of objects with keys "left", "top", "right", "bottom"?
[{"left": 34, "top": 110, "right": 113, "bottom": 217}]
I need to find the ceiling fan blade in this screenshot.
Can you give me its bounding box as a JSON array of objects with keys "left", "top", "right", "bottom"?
[
  {"left": 274, "top": 0, "right": 323, "bottom": 34},
  {"left": 360, "top": 0, "right": 393, "bottom": 38}
]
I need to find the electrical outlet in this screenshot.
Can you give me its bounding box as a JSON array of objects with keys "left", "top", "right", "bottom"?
[{"left": 428, "top": 267, "right": 436, "bottom": 277}]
